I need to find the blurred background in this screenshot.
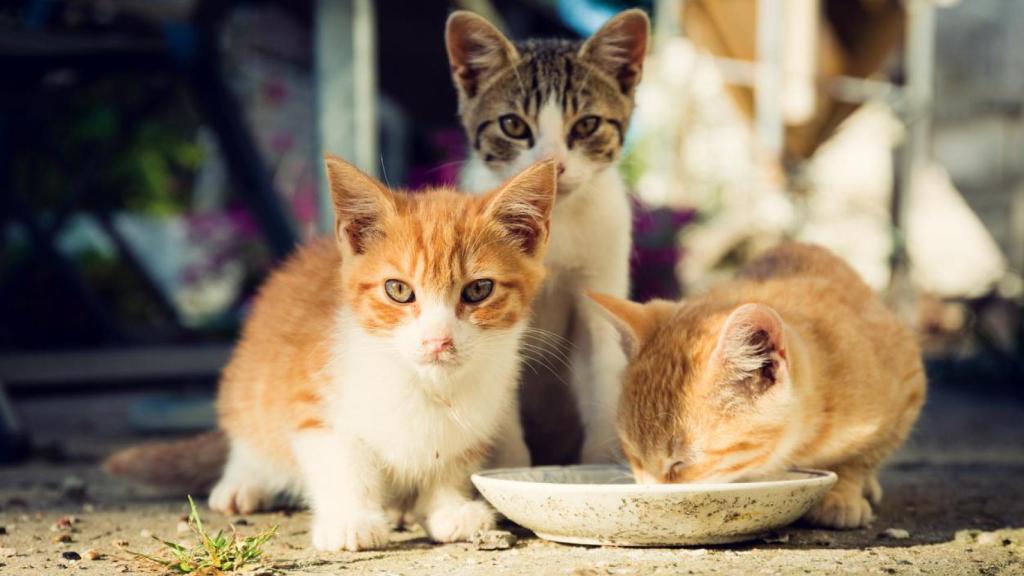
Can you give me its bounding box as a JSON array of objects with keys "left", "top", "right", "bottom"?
[{"left": 1, "top": 0, "right": 1022, "bottom": 464}]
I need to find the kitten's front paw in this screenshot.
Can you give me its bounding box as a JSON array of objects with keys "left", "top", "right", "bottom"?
[
  {"left": 425, "top": 500, "right": 495, "bottom": 543},
  {"left": 805, "top": 491, "right": 875, "bottom": 529},
  {"left": 209, "top": 478, "right": 273, "bottom": 515},
  {"left": 311, "top": 510, "right": 390, "bottom": 552}
]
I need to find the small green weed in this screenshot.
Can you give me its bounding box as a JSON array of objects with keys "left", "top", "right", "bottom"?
[{"left": 131, "top": 496, "right": 277, "bottom": 574}]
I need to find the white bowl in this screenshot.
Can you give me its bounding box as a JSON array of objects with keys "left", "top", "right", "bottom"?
[{"left": 472, "top": 465, "right": 837, "bottom": 547}]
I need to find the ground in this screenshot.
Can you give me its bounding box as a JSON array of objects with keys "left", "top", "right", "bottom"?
[{"left": 1, "top": 386, "right": 1022, "bottom": 575}]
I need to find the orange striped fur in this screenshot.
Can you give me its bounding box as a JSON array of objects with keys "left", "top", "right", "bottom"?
[
  {"left": 217, "top": 158, "right": 553, "bottom": 467},
  {"left": 207, "top": 156, "right": 557, "bottom": 551}
]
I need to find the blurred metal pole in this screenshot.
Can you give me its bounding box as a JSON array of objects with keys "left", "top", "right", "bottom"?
[
  {"left": 192, "top": 0, "right": 298, "bottom": 260},
  {"left": 781, "top": 0, "right": 818, "bottom": 126},
  {"left": 755, "top": 0, "right": 785, "bottom": 161},
  {"left": 893, "top": 0, "right": 936, "bottom": 278},
  {"left": 654, "top": 0, "right": 682, "bottom": 50},
  {"left": 648, "top": 0, "right": 684, "bottom": 207},
  {"left": 315, "top": 0, "right": 378, "bottom": 235}
]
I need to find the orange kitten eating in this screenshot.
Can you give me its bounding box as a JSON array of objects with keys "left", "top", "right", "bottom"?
[{"left": 589, "top": 243, "right": 926, "bottom": 528}]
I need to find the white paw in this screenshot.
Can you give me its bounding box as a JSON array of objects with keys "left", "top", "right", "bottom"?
[
  {"left": 805, "top": 491, "right": 875, "bottom": 529},
  {"left": 209, "top": 478, "right": 273, "bottom": 515},
  {"left": 425, "top": 500, "right": 495, "bottom": 543},
  {"left": 311, "top": 510, "right": 390, "bottom": 552}
]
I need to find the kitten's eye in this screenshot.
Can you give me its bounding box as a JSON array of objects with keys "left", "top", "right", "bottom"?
[
  {"left": 571, "top": 115, "right": 601, "bottom": 139},
  {"left": 667, "top": 461, "right": 686, "bottom": 482},
  {"left": 499, "top": 114, "right": 531, "bottom": 140},
  {"left": 461, "top": 279, "right": 494, "bottom": 304},
  {"left": 384, "top": 280, "right": 415, "bottom": 303}
]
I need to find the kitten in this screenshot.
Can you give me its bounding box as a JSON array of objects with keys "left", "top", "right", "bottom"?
[
  {"left": 589, "top": 243, "right": 926, "bottom": 528},
  {"left": 109, "top": 156, "right": 557, "bottom": 551},
  {"left": 445, "top": 9, "right": 649, "bottom": 464}
]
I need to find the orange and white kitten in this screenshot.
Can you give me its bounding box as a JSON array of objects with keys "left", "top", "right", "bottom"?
[
  {"left": 205, "top": 156, "right": 555, "bottom": 551},
  {"left": 589, "top": 243, "right": 926, "bottom": 528}
]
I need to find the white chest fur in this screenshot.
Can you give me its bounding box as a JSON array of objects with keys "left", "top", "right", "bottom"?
[{"left": 327, "top": 320, "right": 523, "bottom": 479}]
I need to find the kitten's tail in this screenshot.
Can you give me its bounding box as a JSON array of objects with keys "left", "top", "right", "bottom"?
[{"left": 103, "top": 430, "right": 228, "bottom": 494}]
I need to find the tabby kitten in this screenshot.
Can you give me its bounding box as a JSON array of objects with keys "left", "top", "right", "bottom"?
[
  {"left": 445, "top": 9, "right": 649, "bottom": 464},
  {"left": 109, "top": 157, "right": 557, "bottom": 551},
  {"left": 590, "top": 243, "right": 926, "bottom": 528}
]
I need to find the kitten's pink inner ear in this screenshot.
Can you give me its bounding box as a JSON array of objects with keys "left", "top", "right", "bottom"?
[
  {"left": 445, "top": 11, "right": 519, "bottom": 99},
  {"left": 323, "top": 154, "right": 394, "bottom": 255},
  {"left": 721, "top": 303, "right": 786, "bottom": 357},
  {"left": 587, "top": 291, "right": 656, "bottom": 358},
  {"left": 713, "top": 303, "right": 788, "bottom": 387},
  {"left": 485, "top": 159, "right": 557, "bottom": 255},
  {"left": 579, "top": 9, "right": 650, "bottom": 95}
]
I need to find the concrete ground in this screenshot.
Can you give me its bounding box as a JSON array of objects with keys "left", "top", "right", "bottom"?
[{"left": 1, "top": 386, "right": 1022, "bottom": 575}]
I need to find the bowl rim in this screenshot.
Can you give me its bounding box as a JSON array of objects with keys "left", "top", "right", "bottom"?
[{"left": 472, "top": 464, "right": 837, "bottom": 494}]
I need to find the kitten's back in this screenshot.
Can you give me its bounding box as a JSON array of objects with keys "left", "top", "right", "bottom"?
[
  {"left": 218, "top": 238, "right": 342, "bottom": 465},
  {"left": 739, "top": 243, "right": 868, "bottom": 287},
  {"left": 729, "top": 243, "right": 925, "bottom": 464},
  {"left": 733, "top": 242, "right": 918, "bottom": 366}
]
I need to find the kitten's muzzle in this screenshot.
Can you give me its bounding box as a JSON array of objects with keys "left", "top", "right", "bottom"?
[
  {"left": 420, "top": 337, "right": 458, "bottom": 365},
  {"left": 632, "top": 468, "right": 659, "bottom": 485},
  {"left": 423, "top": 336, "right": 453, "bottom": 355}
]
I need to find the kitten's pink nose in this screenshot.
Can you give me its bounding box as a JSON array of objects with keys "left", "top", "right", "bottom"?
[
  {"left": 422, "top": 337, "right": 453, "bottom": 355},
  {"left": 556, "top": 162, "right": 566, "bottom": 176}
]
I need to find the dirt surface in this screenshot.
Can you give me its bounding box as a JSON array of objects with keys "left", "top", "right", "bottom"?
[{"left": 1, "top": 387, "right": 1023, "bottom": 575}]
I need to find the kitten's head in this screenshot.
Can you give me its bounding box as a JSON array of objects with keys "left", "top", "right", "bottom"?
[
  {"left": 326, "top": 155, "right": 556, "bottom": 381},
  {"left": 588, "top": 293, "right": 797, "bottom": 484},
  {"left": 446, "top": 9, "right": 648, "bottom": 195}
]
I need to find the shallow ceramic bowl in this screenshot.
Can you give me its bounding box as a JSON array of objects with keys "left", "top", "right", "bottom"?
[{"left": 472, "top": 465, "right": 836, "bottom": 547}]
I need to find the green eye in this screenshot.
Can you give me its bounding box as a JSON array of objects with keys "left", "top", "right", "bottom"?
[
  {"left": 499, "top": 114, "right": 531, "bottom": 140},
  {"left": 384, "top": 280, "right": 415, "bottom": 303},
  {"left": 571, "top": 115, "right": 601, "bottom": 139},
  {"left": 461, "top": 279, "right": 494, "bottom": 304}
]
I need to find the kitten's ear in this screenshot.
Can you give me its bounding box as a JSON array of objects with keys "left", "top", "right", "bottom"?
[
  {"left": 579, "top": 9, "right": 649, "bottom": 96},
  {"left": 587, "top": 292, "right": 659, "bottom": 358},
  {"left": 712, "top": 304, "right": 788, "bottom": 396},
  {"left": 446, "top": 11, "right": 519, "bottom": 100},
  {"left": 324, "top": 154, "right": 396, "bottom": 256},
  {"left": 484, "top": 159, "right": 557, "bottom": 255}
]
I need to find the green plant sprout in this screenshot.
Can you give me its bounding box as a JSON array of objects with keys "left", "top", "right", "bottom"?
[{"left": 131, "top": 496, "right": 277, "bottom": 574}]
